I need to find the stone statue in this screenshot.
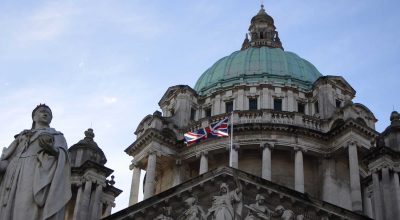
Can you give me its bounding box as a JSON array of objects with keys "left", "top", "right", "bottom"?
[
  {"left": 244, "top": 194, "right": 270, "bottom": 220},
  {"left": 0, "top": 104, "right": 71, "bottom": 220},
  {"left": 272, "top": 205, "right": 295, "bottom": 220},
  {"left": 155, "top": 206, "right": 174, "bottom": 220},
  {"left": 179, "top": 196, "right": 206, "bottom": 220},
  {"left": 206, "top": 180, "right": 243, "bottom": 220}
]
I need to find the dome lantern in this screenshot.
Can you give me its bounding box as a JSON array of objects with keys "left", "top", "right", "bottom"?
[{"left": 242, "top": 4, "right": 283, "bottom": 50}]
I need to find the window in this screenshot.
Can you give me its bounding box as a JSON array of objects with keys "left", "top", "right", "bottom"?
[
  {"left": 190, "top": 108, "right": 196, "bottom": 120},
  {"left": 314, "top": 101, "right": 319, "bottom": 114},
  {"left": 204, "top": 107, "right": 211, "bottom": 117},
  {"left": 249, "top": 98, "right": 258, "bottom": 110},
  {"left": 297, "top": 102, "right": 305, "bottom": 114},
  {"left": 274, "top": 99, "right": 282, "bottom": 111},
  {"left": 260, "top": 32, "right": 264, "bottom": 39},
  {"left": 336, "top": 99, "right": 341, "bottom": 108},
  {"left": 225, "top": 101, "right": 233, "bottom": 113}
]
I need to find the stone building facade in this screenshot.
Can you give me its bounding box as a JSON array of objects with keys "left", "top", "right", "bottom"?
[{"left": 108, "top": 5, "right": 399, "bottom": 220}]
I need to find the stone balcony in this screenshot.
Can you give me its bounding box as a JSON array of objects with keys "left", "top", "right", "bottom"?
[{"left": 185, "top": 109, "right": 324, "bottom": 133}]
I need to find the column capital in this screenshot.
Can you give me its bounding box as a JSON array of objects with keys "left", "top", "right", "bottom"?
[
  {"left": 261, "top": 142, "right": 274, "bottom": 149},
  {"left": 148, "top": 149, "right": 157, "bottom": 155},
  {"left": 196, "top": 151, "right": 208, "bottom": 158},
  {"left": 129, "top": 161, "right": 139, "bottom": 170},
  {"left": 293, "top": 146, "right": 306, "bottom": 153},
  {"left": 347, "top": 140, "right": 358, "bottom": 148},
  {"left": 233, "top": 144, "right": 240, "bottom": 151}
]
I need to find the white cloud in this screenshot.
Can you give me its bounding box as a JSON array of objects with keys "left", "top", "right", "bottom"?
[{"left": 103, "top": 96, "right": 118, "bottom": 104}]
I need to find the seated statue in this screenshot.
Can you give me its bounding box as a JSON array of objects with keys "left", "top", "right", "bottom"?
[
  {"left": 0, "top": 104, "right": 71, "bottom": 220},
  {"left": 179, "top": 196, "right": 206, "bottom": 220},
  {"left": 244, "top": 194, "right": 270, "bottom": 220}
]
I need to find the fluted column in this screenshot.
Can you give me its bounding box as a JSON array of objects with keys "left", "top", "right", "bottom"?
[
  {"left": 129, "top": 162, "right": 141, "bottom": 206},
  {"left": 294, "top": 147, "right": 304, "bottom": 193},
  {"left": 230, "top": 144, "right": 239, "bottom": 168},
  {"left": 199, "top": 151, "right": 209, "bottom": 174},
  {"left": 372, "top": 171, "right": 383, "bottom": 220},
  {"left": 144, "top": 150, "right": 157, "bottom": 199},
  {"left": 347, "top": 142, "right": 362, "bottom": 212},
  {"left": 261, "top": 143, "right": 272, "bottom": 180},
  {"left": 81, "top": 180, "right": 93, "bottom": 220},
  {"left": 90, "top": 183, "right": 103, "bottom": 220},
  {"left": 72, "top": 182, "right": 84, "bottom": 220}
]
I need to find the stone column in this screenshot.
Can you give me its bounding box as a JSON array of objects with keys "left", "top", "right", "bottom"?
[
  {"left": 81, "top": 180, "right": 93, "bottom": 220},
  {"left": 144, "top": 150, "right": 157, "bottom": 199},
  {"left": 393, "top": 172, "right": 400, "bottom": 218},
  {"left": 230, "top": 144, "right": 239, "bottom": 168},
  {"left": 103, "top": 202, "right": 113, "bottom": 217},
  {"left": 347, "top": 142, "right": 362, "bottom": 212},
  {"left": 129, "top": 163, "right": 141, "bottom": 206},
  {"left": 199, "top": 151, "right": 209, "bottom": 174},
  {"left": 381, "top": 167, "right": 393, "bottom": 219},
  {"left": 72, "top": 182, "right": 84, "bottom": 220},
  {"left": 294, "top": 147, "right": 304, "bottom": 193},
  {"left": 261, "top": 143, "right": 272, "bottom": 181},
  {"left": 372, "top": 171, "right": 383, "bottom": 220},
  {"left": 173, "top": 160, "right": 183, "bottom": 186},
  {"left": 90, "top": 184, "right": 103, "bottom": 220}
]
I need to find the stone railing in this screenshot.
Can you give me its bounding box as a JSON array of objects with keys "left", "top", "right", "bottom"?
[{"left": 185, "top": 110, "right": 322, "bottom": 132}]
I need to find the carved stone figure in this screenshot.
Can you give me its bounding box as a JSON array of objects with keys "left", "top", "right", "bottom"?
[
  {"left": 155, "top": 206, "right": 174, "bottom": 220},
  {"left": 0, "top": 104, "right": 71, "bottom": 220},
  {"left": 244, "top": 194, "right": 270, "bottom": 220},
  {"left": 272, "top": 205, "right": 295, "bottom": 220},
  {"left": 179, "top": 196, "right": 206, "bottom": 220},
  {"left": 206, "top": 180, "right": 242, "bottom": 220}
]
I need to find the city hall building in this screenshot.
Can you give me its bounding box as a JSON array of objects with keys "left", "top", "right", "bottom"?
[{"left": 105, "top": 5, "right": 400, "bottom": 220}]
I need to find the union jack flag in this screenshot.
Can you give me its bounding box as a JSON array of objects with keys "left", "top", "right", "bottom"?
[{"left": 184, "top": 117, "right": 229, "bottom": 145}]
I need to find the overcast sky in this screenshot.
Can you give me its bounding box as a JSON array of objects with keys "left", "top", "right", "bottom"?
[{"left": 0, "top": 0, "right": 399, "bottom": 213}]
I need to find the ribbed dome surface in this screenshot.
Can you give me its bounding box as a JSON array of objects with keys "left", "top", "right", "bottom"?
[{"left": 194, "top": 47, "right": 322, "bottom": 95}]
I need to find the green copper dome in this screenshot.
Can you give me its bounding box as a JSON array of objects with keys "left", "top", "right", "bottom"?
[{"left": 194, "top": 47, "right": 322, "bottom": 95}]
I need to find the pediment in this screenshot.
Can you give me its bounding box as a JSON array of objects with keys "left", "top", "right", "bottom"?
[{"left": 105, "top": 167, "right": 370, "bottom": 220}]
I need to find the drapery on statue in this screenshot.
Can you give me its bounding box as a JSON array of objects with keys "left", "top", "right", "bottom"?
[
  {"left": 206, "top": 179, "right": 243, "bottom": 220},
  {"left": 179, "top": 196, "right": 206, "bottom": 220},
  {"left": 244, "top": 194, "right": 271, "bottom": 220},
  {"left": 0, "top": 104, "right": 71, "bottom": 220}
]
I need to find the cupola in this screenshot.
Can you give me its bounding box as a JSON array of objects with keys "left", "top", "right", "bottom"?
[
  {"left": 68, "top": 128, "right": 107, "bottom": 167},
  {"left": 242, "top": 4, "right": 282, "bottom": 50}
]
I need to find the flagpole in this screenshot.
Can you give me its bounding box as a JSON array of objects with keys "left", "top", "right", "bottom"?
[{"left": 229, "top": 100, "right": 235, "bottom": 167}]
